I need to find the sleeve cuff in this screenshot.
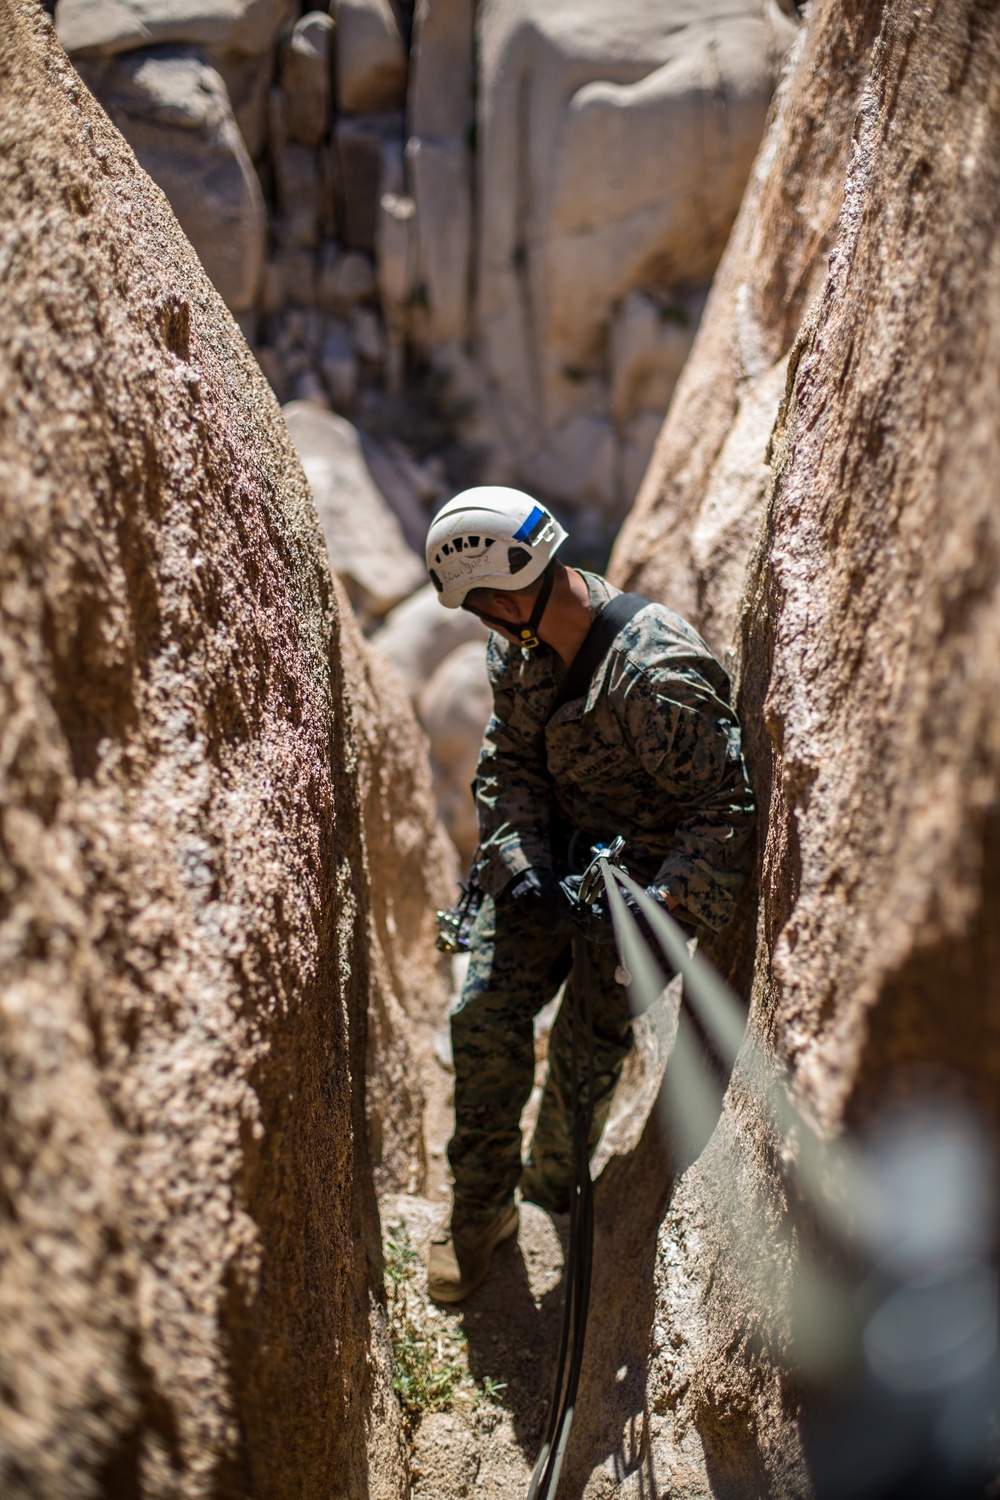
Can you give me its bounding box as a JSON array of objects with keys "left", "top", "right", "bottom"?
[{"left": 476, "top": 835, "right": 549, "bottom": 898}]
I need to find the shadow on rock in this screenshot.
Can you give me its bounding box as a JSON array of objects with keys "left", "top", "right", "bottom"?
[{"left": 460, "top": 1205, "right": 573, "bottom": 1459}]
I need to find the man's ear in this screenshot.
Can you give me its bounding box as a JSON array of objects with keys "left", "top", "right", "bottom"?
[{"left": 489, "top": 591, "right": 521, "bottom": 621}]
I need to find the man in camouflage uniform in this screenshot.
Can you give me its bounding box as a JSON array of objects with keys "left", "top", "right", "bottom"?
[{"left": 423, "top": 487, "right": 755, "bottom": 1303}]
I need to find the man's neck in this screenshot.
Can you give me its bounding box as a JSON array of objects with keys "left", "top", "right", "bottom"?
[{"left": 538, "top": 566, "right": 593, "bottom": 668}]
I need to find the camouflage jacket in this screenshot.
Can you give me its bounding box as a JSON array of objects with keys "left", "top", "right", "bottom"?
[{"left": 473, "top": 572, "right": 755, "bottom": 932}]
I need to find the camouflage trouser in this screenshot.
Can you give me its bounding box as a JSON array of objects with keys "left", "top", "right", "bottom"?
[{"left": 448, "top": 892, "right": 633, "bottom": 1222}]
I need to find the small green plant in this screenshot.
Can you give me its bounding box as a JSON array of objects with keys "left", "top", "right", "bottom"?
[
  {"left": 479, "top": 1374, "right": 507, "bottom": 1403},
  {"left": 383, "top": 1222, "right": 512, "bottom": 1421},
  {"left": 384, "top": 1222, "right": 468, "bottom": 1417}
]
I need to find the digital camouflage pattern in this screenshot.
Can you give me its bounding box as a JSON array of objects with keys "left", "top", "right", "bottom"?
[
  {"left": 450, "top": 893, "right": 632, "bottom": 1221},
  {"left": 447, "top": 571, "right": 755, "bottom": 1223},
  {"left": 473, "top": 571, "right": 755, "bottom": 932}
]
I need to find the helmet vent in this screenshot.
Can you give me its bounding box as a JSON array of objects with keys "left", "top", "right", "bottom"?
[{"left": 508, "top": 546, "right": 531, "bottom": 574}]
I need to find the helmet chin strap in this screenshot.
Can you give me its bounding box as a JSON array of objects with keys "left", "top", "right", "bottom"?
[{"left": 473, "top": 563, "right": 555, "bottom": 650}]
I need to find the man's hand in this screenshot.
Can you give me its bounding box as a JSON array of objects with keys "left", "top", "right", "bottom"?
[
  {"left": 507, "top": 866, "right": 573, "bottom": 928},
  {"left": 618, "top": 883, "right": 692, "bottom": 963}
]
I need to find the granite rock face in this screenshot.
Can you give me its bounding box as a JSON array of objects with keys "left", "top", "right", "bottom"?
[
  {"left": 0, "top": 5, "right": 451, "bottom": 1493},
  {"left": 579, "top": 1, "right": 1000, "bottom": 1494}
]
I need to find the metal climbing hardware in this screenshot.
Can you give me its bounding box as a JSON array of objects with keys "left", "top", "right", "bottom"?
[
  {"left": 577, "top": 836, "right": 627, "bottom": 908},
  {"left": 435, "top": 877, "right": 484, "bottom": 953}
]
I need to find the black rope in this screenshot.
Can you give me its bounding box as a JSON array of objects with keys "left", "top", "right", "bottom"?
[{"left": 528, "top": 936, "right": 615, "bottom": 1500}]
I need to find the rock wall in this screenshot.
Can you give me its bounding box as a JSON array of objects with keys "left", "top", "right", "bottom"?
[
  {"left": 345, "top": 621, "right": 458, "bottom": 1194},
  {"left": 570, "top": 0, "right": 1000, "bottom": 1495},
  {"left": 0, "top": 4, "right": 450, "bottom": 1493}
]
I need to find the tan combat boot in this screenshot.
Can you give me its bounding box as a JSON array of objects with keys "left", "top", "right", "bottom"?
[{"left": 427, "top": 1201, "right": 519, "bottom": 1304}]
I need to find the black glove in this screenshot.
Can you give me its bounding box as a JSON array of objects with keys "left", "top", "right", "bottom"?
[
  {"left": 558, "top": 873, "right": 617, "bottom": 946},
  {"left": 506, "top": 866, "right": 573, "bottom": 928}
]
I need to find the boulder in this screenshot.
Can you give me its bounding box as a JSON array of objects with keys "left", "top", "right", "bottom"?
[
  {"left": 55, "top": 0, "right": 292, "bottom": 56},
  {"left": 609, "top": 288, "right": 701, "bottom": 427},
  {"left": 520, "top": 412, "right": 617, "bottom": 515},
  {"left": 377, "top": 189, "right": 416, "bottom": 390},
  {"left": 0, "top": 5, "right": 437, "bottom": 1491},
  {"left": 361, "top": 442, "right": 438, "bottom": 553},
  {"left": 287, "top": 364, "right": 329, "bottom": 405},
  {"left": 351, "top": 304, "right": 384, "bottom": 364},
  {"left": 318, "top": 318, "right": 358, "bottom": 409},
  {"left": 610, "top": 0, "right": 864, "bottom": 629},
  {"left": 333, "top": 0, "right": 407, "bottom": 114},
  {"left": 335, "top": 110, "right": 404, "bottom": 252},
  {"left": 408, "top": 0, "right": 473, "bottom": 142},
  {"left": 377, "top": 190, "right": 416, "bottom": 310},
  {"left": 369, "top": 582, "right": 487, "bottom": 700},
  {"left": 280, "top": 10, "right": 334, "bottom": 147},
  {"left": 282, "top": 400, "right": 425, "bottom": 622},
  {"left": 472, "top": 0, "right": 797, "bottom": 516},
  {"left": 318, "top": 244, "right": 379, "bottom": 309},
  {"left": 407, "top": 136, "right": 473, "bottom": 347},
  {"left": 406, "top": 0, "right": 474, "bottom": 348},
  {"left": 77, "top": 47, "right": 266, "bottom": 311},
  {"left": 268, "top": 242, "right": 317, "bottom": 307},
  {"left": 215, "top": 46, "right": 272, "bottom": 156},
  {"left": 57, "top": 0, "right": 291, "bottom": 161},
  {"left": 274, "top": 138, "right": 323, "bottom": 248},
  {"left": 417, "top": 640, "right": 494, "bottom": 865}
]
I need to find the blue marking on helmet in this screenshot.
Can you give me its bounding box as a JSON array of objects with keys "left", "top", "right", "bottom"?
[{"left": 512, "top": 505, "right": 546, "bottom": 544}]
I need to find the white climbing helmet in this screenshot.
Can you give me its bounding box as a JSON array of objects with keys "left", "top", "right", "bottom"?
[{"left": 425, "top": 486, "right": 567, "bottom": 610}]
